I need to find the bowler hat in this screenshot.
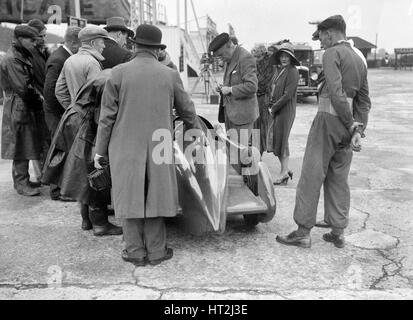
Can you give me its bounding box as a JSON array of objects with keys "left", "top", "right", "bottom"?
[
  {"left": 78, "top": 26, "right": 110, "bottom": 42},
  {"left": 130, "top": 24, "right": 166, "bottom": 49},
  {"left": 275, "top": 42, "right": 300, "bottom": 67},
  {"left": 14, "top": 25, "right": 39, "bottom": 39},
  {"left": 104, "top": 17, "right": 134, "bottom": 39},
  {"left": 317, "top": 15, "right": 346, "bottom": 34},
  {"left": 208, "top": 33, "right": 230, "bottom": 54}
]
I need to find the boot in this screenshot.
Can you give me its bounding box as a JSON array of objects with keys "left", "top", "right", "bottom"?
[
  {"left": 80, "top": 204, "right": 92, "bottom": 231},
  {"left": 89, "top": 207, "right": 123, "bottom": 237}
]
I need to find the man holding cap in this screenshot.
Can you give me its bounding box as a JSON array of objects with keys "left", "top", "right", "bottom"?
[
  {"left": 209, "top": 33, "right": 259, "bottom": 175},
  {"left": 55, "top": 25, "right": 109, "bottom": 109},
  {"left": 1, "top": 25, "right": 44, "bottom": 196},
  {"left": 102, "top": 17, "right": 133, "bottom": 69},
  {"left": 277, "top": 15, "right": 371, "bottom": 249}
]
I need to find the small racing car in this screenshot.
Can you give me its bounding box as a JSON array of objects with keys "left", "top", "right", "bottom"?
[{"left": 174, "top": 116, "right": 276, "bottom": 236}]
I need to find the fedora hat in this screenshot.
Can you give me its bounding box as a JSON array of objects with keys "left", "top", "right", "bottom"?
[
  {"left": 130, "top": 24, "right": 166, "bottom": 49},
  {"left": 275, "top": 42, "right": 300, "bottom": 66},
  {"left": 104, "top": 17, "right": 134, "bottom": 38}
]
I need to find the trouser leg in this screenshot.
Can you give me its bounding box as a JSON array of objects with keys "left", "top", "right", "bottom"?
[
  {"left": 12, "top": 160, "right": 30, "bottom": 190},
  {"left": 144, "top": 217, "right": 167, "bottom": 261},
  {"left": 50, "top": 184, "right": 61, "bottom": 199},
  {"left": 293, "top": 122, "right": 332, "bottom": 234},
  {"left": 88, "top": 206, "right": 108, "bottom": 226},
  {"left": 225, "top": 118, "right": 255, "bottom": 175},
  {"left": 324, "top": 146, "right": 353, "bottom": 235},
  {"left": 122, "top": 219, "right": 146, "bottom": 259}
]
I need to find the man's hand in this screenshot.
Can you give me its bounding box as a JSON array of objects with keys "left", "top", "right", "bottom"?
[
  {"left": 349, "top": 122, "right": 364, "bottom": 135},
  {"left": 221, "top": 86, "right": 232, "bottom": 96},
  {"left": 94, "top": 154, "right": 105, "bottom": 170},
  {"left": 351, "top": 132, "right": 362, "bottom": 152}
]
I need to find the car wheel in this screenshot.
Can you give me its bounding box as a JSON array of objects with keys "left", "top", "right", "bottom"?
[{"left": 243, "top": 214, "right": 260, "bottom": 227}]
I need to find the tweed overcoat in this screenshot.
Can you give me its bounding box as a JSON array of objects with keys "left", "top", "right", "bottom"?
[{"left": 95, "top": 50, "right": 201, "bottom": 219}]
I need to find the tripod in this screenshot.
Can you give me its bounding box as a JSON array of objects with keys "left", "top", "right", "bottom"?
[{"left": 190, "top": 63, "right": 220, "bottom": 104}]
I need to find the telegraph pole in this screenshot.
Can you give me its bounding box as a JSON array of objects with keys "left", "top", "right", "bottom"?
[
  {"left": 75, "top": 0, "right": 81, "bottom": 18},
  {"left": 20, "top": 0, "right": 24, "bottom": 22}
]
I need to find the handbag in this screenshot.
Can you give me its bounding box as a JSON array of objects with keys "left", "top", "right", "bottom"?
[{"left": 88, "top": 165, "right": 111, "bottom": 191}]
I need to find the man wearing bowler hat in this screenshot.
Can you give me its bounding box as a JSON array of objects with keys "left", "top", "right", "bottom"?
[
  {"left": 277, "top": 15, "right": 371, "bottom": 249},
  {"left": 102, "top": 17, "right": 133, "bottom": 69},
  {"left": 209, "top": 33, "right": 259, "bottom": 175},
  {"left": 94, "top": 24, "right": 202, "bottom": 266}
]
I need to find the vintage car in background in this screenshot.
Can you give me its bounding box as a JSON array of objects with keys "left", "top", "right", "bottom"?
[
  {"left": 292, "top": 43, "right": 324, "bottom": 98},
  {"left": 174, "top": 116, "right": 277, "bottom": 236}
]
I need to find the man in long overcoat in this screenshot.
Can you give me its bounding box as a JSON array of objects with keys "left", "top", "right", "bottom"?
[
  {"left": 0, "top": 25, "right": 44, "bottom": 196},
  {"left": 94, "top": 25, "right": 201, "bottom": 266}
]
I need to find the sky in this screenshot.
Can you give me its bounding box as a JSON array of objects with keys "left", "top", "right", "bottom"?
[{"left": 160, "top": 0, "right": 413, "bottom": 52}]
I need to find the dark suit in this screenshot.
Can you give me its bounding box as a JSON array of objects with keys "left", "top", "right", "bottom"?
[
  {"left": 44, "top": 46, "right": 71, "bottom": 134},
  {"left": 101, "top": 38, "right": 132, "bottom": 70},
  {"left": 43, "top": 46, "right": 71, "bottom": 199}
]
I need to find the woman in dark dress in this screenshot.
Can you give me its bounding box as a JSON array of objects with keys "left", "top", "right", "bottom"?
[{"left": 267, "top": 43, "right": 300, "bottom": 185}]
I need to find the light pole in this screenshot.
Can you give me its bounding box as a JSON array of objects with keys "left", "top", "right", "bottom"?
[
  {"left": 75, "top": 0, "right": 81, "bottom": 18},
  {"left": 20, "top": 0, "right": 24, "bottom": 22}
]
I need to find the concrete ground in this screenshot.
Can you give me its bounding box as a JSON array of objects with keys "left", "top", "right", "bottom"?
[{"left": 0, "top": 69, "right": 412, "bottom": 300}]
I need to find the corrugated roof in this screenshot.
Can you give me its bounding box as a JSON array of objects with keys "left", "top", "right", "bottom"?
[{"left": 348, "top": 36, "right": 376, "bottom": 49}]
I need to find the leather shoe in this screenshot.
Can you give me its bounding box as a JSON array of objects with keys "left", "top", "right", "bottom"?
[
  {"left": 93, "top": 222, "right": 123, "bottom": 237},
  {"left": 51, "top": 195, "right": 76, "bottom": 202},
  {"left": 149, "top": 248, "right": 174, "bottom": 266},
  {"left": 121, "top": 250, "right": 147, "bottom": 267},
  {"left": 16, "top": 186, "right": 40, "bottom": 197},
  {"left": 315, "top": 220, "right": 331, "bottom": 228},
  {"left": 276, "top": 231, "right": 311, "bottom": 248},
  {"left": 323, "top": 232, "right": 345, "bottom": 249}
]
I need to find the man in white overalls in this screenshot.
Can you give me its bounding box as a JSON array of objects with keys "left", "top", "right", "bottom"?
[{"left": 277, "top": 15, "right": 371, "bottom": 249}]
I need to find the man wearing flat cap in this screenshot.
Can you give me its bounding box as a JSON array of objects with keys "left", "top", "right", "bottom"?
[
  {"left": 1, "top": 25, "right": 44, "bottom": 197},
  {"left": 94, "top": 24, "right": 202, "bottom": 267},
  {"left": 55, "top": 25, "right": 122, "bottom": 237},
  {"left": 277, "top": 15, "right": 371, "bottom": 249},
  {"left": 102, "top": 17, "right": 133, "bottom": 69},
  {"left": 209, "top": 33, "right": 259, "bottom": 175},
  {"left": 55, "top": 25, "right": 109, "bottom": 109}
]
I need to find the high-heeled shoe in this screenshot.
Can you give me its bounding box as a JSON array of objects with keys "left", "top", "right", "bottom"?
[
  {"left": 274, "top": 174, "right": 291, "bottom": 185},
  {"left": 288, "top": 170, "right": 294, "bottom": 180}
]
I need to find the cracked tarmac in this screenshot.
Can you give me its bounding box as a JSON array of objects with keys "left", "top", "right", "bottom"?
[{"left": 0, "top": 69, "right": 412, "bottom": 300}]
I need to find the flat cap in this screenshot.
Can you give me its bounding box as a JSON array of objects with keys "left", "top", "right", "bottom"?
[
  {"left": 14, "top": 25, "right": 40, "bottom": 39},
  {"left": 78, "top": 25, "right": 110, "bottom": 42},
  {"left": 28, "top": 19, "right": 46, "bottom": 33},
  {"left": 317, "top": 15, "right": 346, "bottom": 34},
  {"left": 312, "top": 29, "right": 319, "bottom": 41},
  {"left": 208, "top": 33, "right": 230, "bottom": 54}
]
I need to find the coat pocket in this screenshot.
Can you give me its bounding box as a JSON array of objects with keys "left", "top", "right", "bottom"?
[{"left": 11, "top": 97, "right": 32, "bottom": 125}]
